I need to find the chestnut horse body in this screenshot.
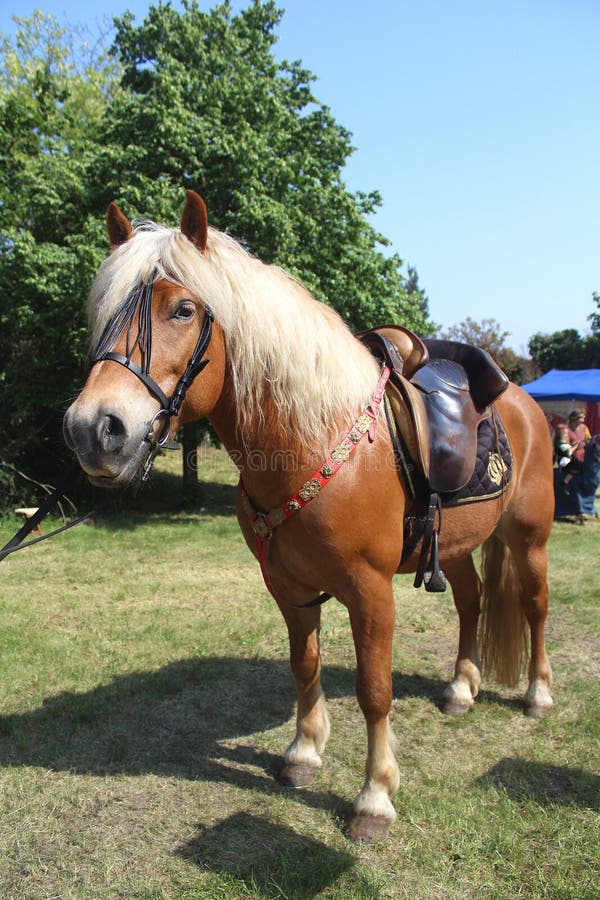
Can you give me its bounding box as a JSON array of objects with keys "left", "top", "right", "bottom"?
[{"left": 64, "top": 192, "right": 554, "bottom": 843}]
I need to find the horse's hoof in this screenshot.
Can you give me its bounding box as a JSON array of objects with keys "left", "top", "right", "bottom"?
[
  {"left": 277, "top": 762, "right": 319, "bottom": 788},
  {"left": 346, "top": 814, "right": 391, "bottom": 844},
  {"left": 524, "top": 702, "right": 552, "bottom": 719},
  {"left": 443, "top": 700, "right": 472, "bottom": 716}
]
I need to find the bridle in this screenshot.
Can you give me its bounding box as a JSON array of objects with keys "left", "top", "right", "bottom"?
[{"left": 91, "top": 267, "right": 214, "bottom": 480}]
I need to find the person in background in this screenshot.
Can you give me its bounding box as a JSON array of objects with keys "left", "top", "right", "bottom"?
[
  {"left": 567, "top": 409, "right": 591, "bottom": 464},
  {"left": 554, "top": 423, "right": 577, "bottom": 489}
]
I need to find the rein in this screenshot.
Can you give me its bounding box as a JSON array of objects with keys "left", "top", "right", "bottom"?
[
  {"left": 241, "top": 366, "right": 390, "bottom": 607},
  {"left": 92, "top": 268, "right": 214, "bottom": 480},
  {"left": 0, "top": 471, "right": 94, "bottom": 563}
]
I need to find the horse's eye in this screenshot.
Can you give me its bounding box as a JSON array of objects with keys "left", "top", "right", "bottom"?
[{"left": 173, "top": 302, "right": 196, "bottom": 321}]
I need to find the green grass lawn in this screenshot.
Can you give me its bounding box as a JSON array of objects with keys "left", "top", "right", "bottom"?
[{"left": 0, "top": 448, "right": 598, "bottom": 898}]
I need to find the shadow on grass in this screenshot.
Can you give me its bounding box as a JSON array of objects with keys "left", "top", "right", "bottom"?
[
  {"left": 0, "top": 657, "right": 536, "bottom": 785},
  {"left": 0, "top": 656, "right": 451, "bottom": 829},
  {"left": 476, "top": 757, "right": 600, "bottom": 811},
  {"left": 0, "top": 657, "right": 444, "bottom": 778},
  {"left": 86, "top": 473, "right": 237, "bottom": 528},
  {"left": 176, "top": 811, "right": 369, "bottom": 896}
]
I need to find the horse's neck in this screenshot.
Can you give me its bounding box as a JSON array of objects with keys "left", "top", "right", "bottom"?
[{"left": 209, "top": 378, "right": 333, "bottom": 510}]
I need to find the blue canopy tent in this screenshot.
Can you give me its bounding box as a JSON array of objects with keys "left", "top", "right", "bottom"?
[
  {"left": 522, "top": 369, "right": 600, "bottom": 402},
  {"left": 522, "top": 369, "right": 600, "bottom": 517}
]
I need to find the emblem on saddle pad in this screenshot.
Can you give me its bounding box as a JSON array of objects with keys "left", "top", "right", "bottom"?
[{"left": 487, "top": 451, "right": 507, "bottom": 485}]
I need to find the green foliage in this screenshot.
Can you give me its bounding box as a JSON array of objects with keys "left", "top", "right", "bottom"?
[
  {"left": 96, "top": 0, "right": 430, "bottom": 331},
  {"left": 529, "top": 323, "right": 600, "bottom": 373},
  {"left": 0, "top": 11, "right": 119, "bottom": 237},
  {"left": 0, "top": 13, "right": 115, "bottom": 501},
  {"left": 527, "top": 293, "right": 600, "bottom": 373},
  {"left": 437, "top": 316, "right": 537, "bottom": 384},
  {"left": 587, "top": 290, "right": 600, "bottom": 334},
  {"left": 0, "top": 2, "right": 431, "bottom": 506}
]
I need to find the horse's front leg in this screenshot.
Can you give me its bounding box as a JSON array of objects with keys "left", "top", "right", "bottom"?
[
  {"left": 342, "top": 571, "right": 399, "bottom": 843},
  {"left": 275, "top": 599, "right": 331, "bottom": 788}
]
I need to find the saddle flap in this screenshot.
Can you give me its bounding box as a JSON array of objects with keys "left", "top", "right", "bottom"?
[
  {"left": 385, "top": 375, "right": 430, "bottom": 481},
  {"left": 387, "top": 363, "right": 487, "bottom": 494}
]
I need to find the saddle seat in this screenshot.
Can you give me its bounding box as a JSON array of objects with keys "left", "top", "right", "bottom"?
[{"left": 358, "top": 325, "right": 510, "bottom": 494}]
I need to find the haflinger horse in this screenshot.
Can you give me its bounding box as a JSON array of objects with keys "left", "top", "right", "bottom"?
[{"left": 64, "top": 191, "right": 554, "bottom": 843}]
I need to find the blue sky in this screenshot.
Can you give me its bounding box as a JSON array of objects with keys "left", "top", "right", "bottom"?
[{"left": 2, "top": 1, "right": 598, "bottom": 353}]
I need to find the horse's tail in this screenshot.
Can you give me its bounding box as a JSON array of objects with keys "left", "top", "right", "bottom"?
[{"left": 479, "top": 534, "right": 529, "bottom": 686}]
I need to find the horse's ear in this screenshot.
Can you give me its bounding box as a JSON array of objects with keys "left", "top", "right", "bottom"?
[
  {"left": 181, "top": 190, "right": 208, "bottom": 253},
  {"left": 107, "top": 202, "right": 133, "bottom": 250}
]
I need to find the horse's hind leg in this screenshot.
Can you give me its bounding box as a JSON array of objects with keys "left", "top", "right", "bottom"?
[
  {"left": 276, "top": 601, "right": 331, "bottom": 788},
  {"left": 507, "top": 537, "right": 553, "bottom": 718},
  {"left": 442, "top": 555, "right": 482, "bottom": 715}
]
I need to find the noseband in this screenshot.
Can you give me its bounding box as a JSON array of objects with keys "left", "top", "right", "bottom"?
[{"left": 91, "top": 268, "right": 213, "bottom": 479}]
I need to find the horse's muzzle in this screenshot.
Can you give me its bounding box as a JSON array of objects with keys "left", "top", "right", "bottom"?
[{"left": 63, "top": 404, "right": 153, "bottom": 488}]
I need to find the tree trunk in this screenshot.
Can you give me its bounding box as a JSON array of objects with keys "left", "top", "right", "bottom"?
[{"left": 182, "top": 421, "right": 198, "bottom": 492}]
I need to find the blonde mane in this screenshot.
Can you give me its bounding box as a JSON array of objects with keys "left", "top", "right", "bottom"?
[{"left": 89, "top": 222, "right": 380, "bottom": 448}]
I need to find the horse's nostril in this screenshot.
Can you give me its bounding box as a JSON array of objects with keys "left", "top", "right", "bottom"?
[
  {"left": 106, "top": 414, "right": 123, "bottom": 436},
  {"left": 98, "top": 412, "right": 127, "bottom": 452}
]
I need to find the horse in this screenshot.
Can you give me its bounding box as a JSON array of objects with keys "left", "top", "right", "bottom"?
[
  {"left": 63, "top": 190, "right": 554, "bottom": 843},
  {"left": 554, "top": 434, "right": 600, "bottom": 519}
]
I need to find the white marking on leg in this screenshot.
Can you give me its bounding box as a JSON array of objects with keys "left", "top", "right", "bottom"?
[
  {"left": 284, "top": 693, "right": 330, "bottom": 767},
  {"left": 524, "top": 677, "right": 553, "bottom": 713},
  {"left": 353, "top": 717, "right": 399, "bottom": 822},
  {"left": 443, "top": 676, "right": 476, "bottom": 709}
]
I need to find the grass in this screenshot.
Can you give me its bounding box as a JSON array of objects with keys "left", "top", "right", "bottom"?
[{"left": 0, "top": 447, "right": 599, "bottom": 898}]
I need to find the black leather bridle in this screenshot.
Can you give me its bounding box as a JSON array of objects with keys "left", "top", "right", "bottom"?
[{"left": 92, "top": 268, "right": 214, "bottom": 480}]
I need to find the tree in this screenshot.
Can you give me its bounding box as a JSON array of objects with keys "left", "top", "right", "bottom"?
[
  {"left": 528, "top": 329, "right": 585, "bottom": 373},
  {"left": 0, "top": 13, "right": 117, "bottom": 503},
  {"left": 95, "top": 0, "right": 431, "bottom": 331},
  {"left": 589, "top": 292, "right": 600, "bottom": 331},
  {"left": 404, "top": 265, "right": 430, "bottom": 321},
  {"left": 437, "top": 317, "right": 536, "bottom": 384},
  {"left": 0, "top": 1, "right": 431, "bottom": 504},
  {"left": 528, "top": 294, "right": 600, "bottom": 372}
]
